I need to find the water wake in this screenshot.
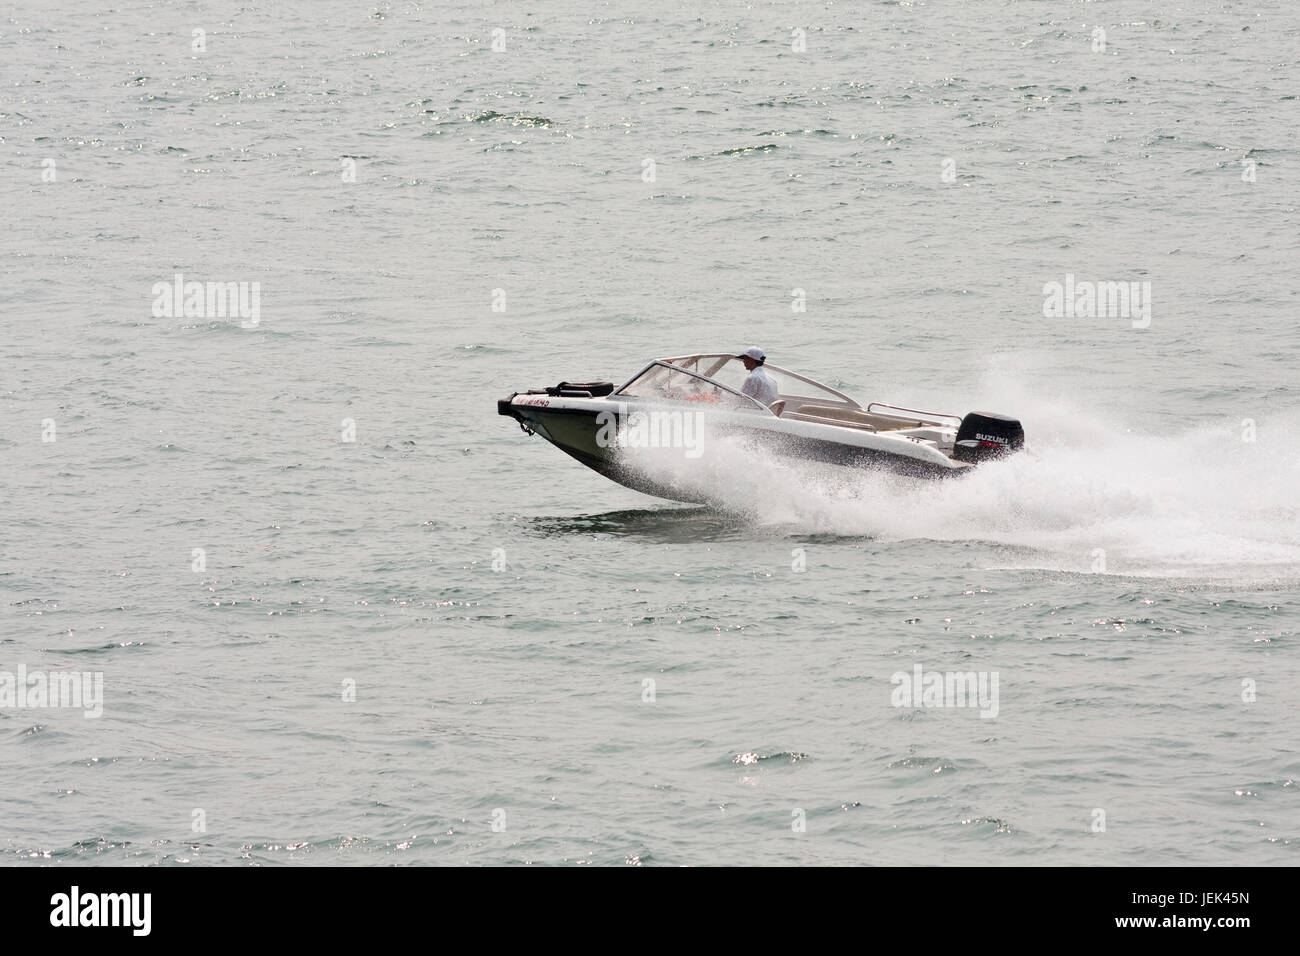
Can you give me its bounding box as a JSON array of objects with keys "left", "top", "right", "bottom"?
[{"left": 613, "top": 398, "right": 1300, "bottom": 580}]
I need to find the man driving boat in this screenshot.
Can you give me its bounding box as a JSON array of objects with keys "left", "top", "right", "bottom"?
[{"left": 737, "top": 346, "right": 779, "bottom": 407}]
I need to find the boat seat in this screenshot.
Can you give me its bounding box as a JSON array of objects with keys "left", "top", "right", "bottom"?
[
  {"left": 796, "top": 403, "right": 943, "bottom": 432},
  {"left": 789, "top": 404, "right": 880, "bottom": 429}
]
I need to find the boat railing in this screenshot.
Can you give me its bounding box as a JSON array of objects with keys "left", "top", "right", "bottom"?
[{"left": 866, "top": 403, "right": 962, "bottom": 426}]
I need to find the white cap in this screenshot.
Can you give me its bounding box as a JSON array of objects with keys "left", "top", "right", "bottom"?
[{"left": 738, "top": 346, "right": 766, "bottom": 363}]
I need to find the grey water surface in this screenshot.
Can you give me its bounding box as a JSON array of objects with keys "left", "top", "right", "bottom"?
[{"left": 2, "top": 0, "right": 1297, "bottom": 865}]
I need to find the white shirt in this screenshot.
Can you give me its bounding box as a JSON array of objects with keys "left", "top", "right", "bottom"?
[{"left": 742, "top": 366, "right": 779, "bottom": 406}]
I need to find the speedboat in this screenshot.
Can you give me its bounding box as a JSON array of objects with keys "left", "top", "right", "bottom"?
[{"left": 497, "top": 352, "right": 1024, "bottom": 503}]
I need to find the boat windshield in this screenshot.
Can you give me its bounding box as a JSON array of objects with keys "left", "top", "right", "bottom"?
[
  {"left": 617, "top": 362, "right": 768, "bottom": 412},
  {"left": 658, "top": 353, "right": 861, "bottom": 410}
]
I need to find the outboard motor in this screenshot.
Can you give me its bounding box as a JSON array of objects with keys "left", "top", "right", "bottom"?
[{"left": 954, "top": 411, "right": 1024, "bottom": 463}]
